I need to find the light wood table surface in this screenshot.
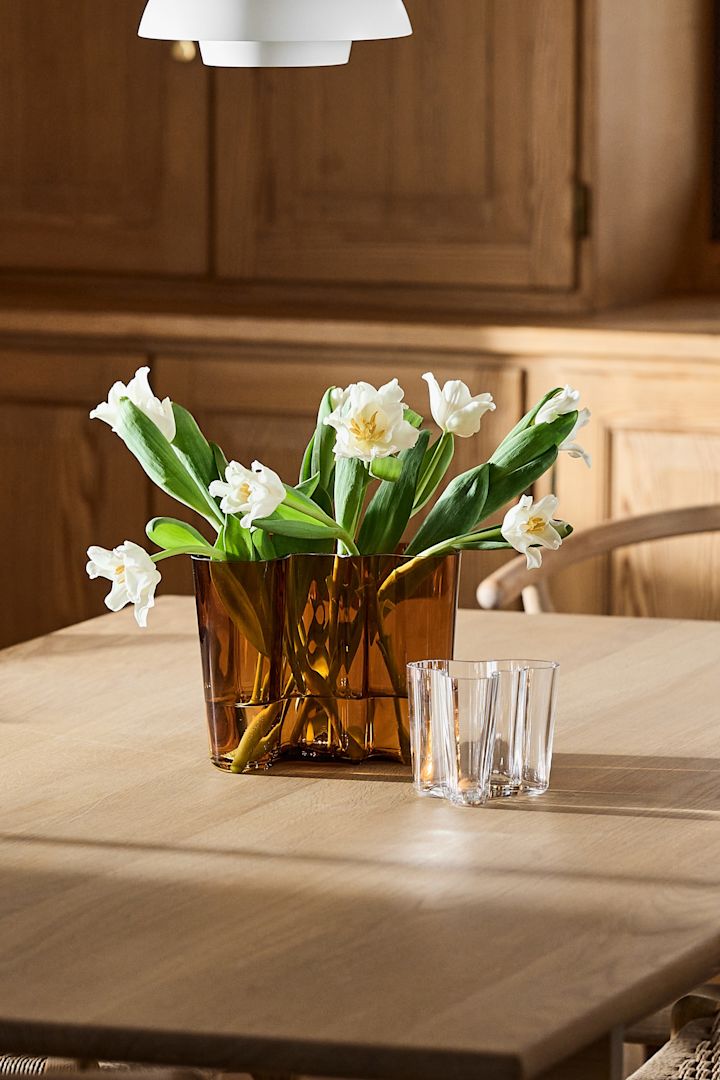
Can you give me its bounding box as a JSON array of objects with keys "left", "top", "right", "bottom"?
[{"left": 1, "top": 598, "right": 720, "bottom": 1080}]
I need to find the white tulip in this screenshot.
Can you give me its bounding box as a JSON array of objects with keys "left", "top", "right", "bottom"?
[
  {"left": 422, "top": 372, "right": 495, "bottom": 438},
  {"left": 501, "top": 494, "right": 564, "bottom": 570},
  {"left": 86, "top": 540, "right": 161, "bottom": 628},
  {"left": 90, "top": 366, "right": 176, "bottom": 442},
  {"left": 558, "top": 408, "right": 592, "bottom": 468},
  {"left": 209, "top": 460, "right": 285, "bottom": 528},
  {"left": 324, "top": 379, "right": 420, "bottom": 462},
  {"left": 535, "top": 384, "right": 583, "bottom": 426}
]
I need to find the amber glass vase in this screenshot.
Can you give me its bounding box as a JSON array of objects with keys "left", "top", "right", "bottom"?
[{"left": 192, "top": 552, "right": 460, "bottom": 773}]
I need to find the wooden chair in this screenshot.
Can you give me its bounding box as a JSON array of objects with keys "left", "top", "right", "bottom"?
[
  {"left": 627, "top": 994, "right": 720, "bottom": 1078},
  {"left": 477, "top": 505, "right": 720, "bottom": 613}
]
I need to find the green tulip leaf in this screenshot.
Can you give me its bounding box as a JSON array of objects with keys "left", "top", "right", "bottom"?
[
  {"left": 251, "top": 529, "right": 278, "bottom": 561},
  {"left": 491, "top": 388, "right": 563, "bottom": 458},
  {"left": 209, "top": 562, "right": 272, "bottom": 657},
  {"left": 334, "top": 457, "right": 370, "bottom": 543},
  {"left": 359, "top": 431, "right": 430, "bottom": 555},
  {"left": 311, "top": 387, "right": 338, "bottom": 494},
  {"left": 210, "top": 442, "right": 229, "bottom": 480},
  {"left": 254, "top": 504, "right": 343, "bottom": 541},
  {"left": 146, "top": 517, "right": 210, "bottom": 552},
  {"left": 481, "top": 447, "right": 559, "bottom": 522},
  {"left": 404, "top": 406, "right": 424, "bottom": 430},
  {"left": 115, "top": 400, "right": 223, "bottom": 527},
  {"left": 283, "top": 483, "right": 339, "bottom": 528},
  {"left": 310, "top": 484, "right": 334, "bottom": 518},
  {"left": 405, "top": 462, "right": 490, "bottom": 556},
  {"left": 490, "top": 411, "right": 577, "bottom": 472},
  {"left": 296, "top": 473, "right": 320, "bottom": 499},
  {"left": 369, "top": 456, "right": 403, "bottom": 483},
  {"left": 221, "top": 514, "right": 254, "bottom": 560},
  {"left": 171, "top": 403, "right": 216, "bottom": 490},
  {"left": 412, "top": 432, "right": 455, "bottom": 515},
  {"left": 299, "top": 433, "right": 315, "bottom": 484}
]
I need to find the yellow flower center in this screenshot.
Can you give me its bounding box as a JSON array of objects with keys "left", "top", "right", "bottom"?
[
  {"left": 114, "top": 565, "right": 126, "bottom": 582},
  {"left": 525, "top": 515, "right": 547, "bottom": 536},
  {"left": 238, "top": 482, "right": 252, "bottom": 502},
  {"left": 349, "top": 411, "right": 385, "bottom": 446}
]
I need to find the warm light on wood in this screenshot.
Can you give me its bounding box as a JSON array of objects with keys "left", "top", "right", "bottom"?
[{"left": 0, "top": 599, "right": 718, "bottom": 1080}]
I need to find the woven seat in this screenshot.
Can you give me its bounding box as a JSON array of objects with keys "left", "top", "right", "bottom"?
[
  {"left": 0, "top": 1066, "right": 218, "bottom": 1080},
  {"left": 0, "top": 1059, "right": 97, "bottom": 1076},
  {"left": 629, "top": 1010, "right": 720, "bottom": 1079}
]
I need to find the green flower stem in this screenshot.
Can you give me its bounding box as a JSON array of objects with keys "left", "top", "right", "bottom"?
[
  {"left": 251, "top": 653, "right": 266, "bottom": 703},
  {"left": 414, "top": 525, "right": 506, "bottom": 560},
  {"left": 373, "top": 612, "right": 411, "bottom": 762},
  {"left": 412, "top": 431, "right": 454, "bottom": 516},
  {"left": 337, "top": 532, "right": 361, "bottom": 557},
  {"left": 231, "top": 693, "right": 290, "bottom": 774},
  {"left": 282, "top": 589, "right": 345, "bottom": 746},
  {"left": 254, "top": 717, "right": 285, "bottom": 760},
  {"left": 324, "top": 557, "right": 368, "bottom": 755}
]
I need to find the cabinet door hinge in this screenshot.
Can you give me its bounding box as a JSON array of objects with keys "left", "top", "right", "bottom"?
[{"left": 574, "top": 180, "right": 592, "bottom": 240}]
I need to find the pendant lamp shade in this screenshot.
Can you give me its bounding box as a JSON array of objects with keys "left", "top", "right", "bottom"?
[
  {"left": 200, "top": 40, "right": 352, "bottom": 67},
  {"left": 138, "top": 0, "right": 412, "bottom": 43}
]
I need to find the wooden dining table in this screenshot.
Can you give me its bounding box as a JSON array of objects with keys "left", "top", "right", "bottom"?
[{"left": 1, "top": 597, "right": 720, "bottom": 1080}]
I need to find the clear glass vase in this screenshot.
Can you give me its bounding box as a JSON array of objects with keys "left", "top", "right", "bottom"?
[{"left": 192, "top": 552, "right": 460, "bottom": 773}]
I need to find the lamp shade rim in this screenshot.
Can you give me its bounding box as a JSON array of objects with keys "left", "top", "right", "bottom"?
[
  {"left": 139, "top": 0, "right": 412, "bottom": 42},
  {"left": 199, "top": 39, "right": 352, "bottom": 67}
]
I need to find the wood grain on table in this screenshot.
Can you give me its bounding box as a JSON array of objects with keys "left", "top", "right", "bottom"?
[{"left": 1, "top": 599, "right": 719, "bottom": 1080}]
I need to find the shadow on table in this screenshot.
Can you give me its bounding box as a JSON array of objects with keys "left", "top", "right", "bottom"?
[
  {"left": 248, "top": 753, "right": 720, "bottom": 821},
  {"left": 489, "top": 753, "right": 720, "bottom": 821}
]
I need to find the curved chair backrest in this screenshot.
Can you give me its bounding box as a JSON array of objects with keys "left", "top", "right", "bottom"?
[{"left": 477, "top": 505, "right": 720, "bottom": 613}]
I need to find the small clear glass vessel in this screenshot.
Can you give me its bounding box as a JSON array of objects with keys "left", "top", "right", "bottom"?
[
  {"left": 408, "top": 659, "right": 500, "bottom": 806},
  {"left": 467, "top": 659, "right": 560, "bottom": 796}
]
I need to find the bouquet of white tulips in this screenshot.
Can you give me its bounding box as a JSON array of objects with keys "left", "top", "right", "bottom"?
[{"left": 86, "top": 368, "right": 590, "bottom": 628}]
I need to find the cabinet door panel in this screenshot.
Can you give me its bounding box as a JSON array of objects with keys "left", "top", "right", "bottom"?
[
  {"left": 0, "top": 352, "right": 151, "bottom": 647},
  {"left": 0, "top": 0, "right": 209, "bottom": 275},
  {"left": 153, "top": 352, "right": 523, "bottom": 605},
  {"left": 610, "top": 429, "right": 720, "bottom": 620},
  {"left": 528, "top": 360, "right": 720, "bottom": 619},
  {"left": 215, "top": 0, "right": 577, "bottom": 292}
]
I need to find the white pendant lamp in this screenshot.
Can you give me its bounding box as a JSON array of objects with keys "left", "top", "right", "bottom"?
[
  {"left": 139, "top": 0, "right": 412, "bottom": 43},
  {"left": 199, "top": 41, "right": 352, "bottom": 68}
]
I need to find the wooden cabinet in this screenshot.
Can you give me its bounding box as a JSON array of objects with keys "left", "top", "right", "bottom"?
[
  {"left": 210, "top": 0, "right": 705, "bottom": 314},
  {"left": 153, "top": 348, "right": 523, "bottom": 605},
  {"left": 0, "top": 350, "right": 151, "bottom": 647},
  {"left": 0, "top": 0, "right": 209, "bottom": 276},
  {"left": 214, "top": 0, "right": 578, "bottom": 301},
  {"left": 0, "top": 0, "right": 706, "bottom": 313},
  {"left": 528, "top": 355, "right": 720, "bottom": 620}
]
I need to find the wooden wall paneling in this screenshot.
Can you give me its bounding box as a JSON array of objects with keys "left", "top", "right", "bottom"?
[
  {"left": 214, "top": 0, "right": 578, "bottom": 303},
  {"left": 528, "top": 356, "right": 720, "bottom": 619},
  {"left": 587, "top": 0, "right": 708, "bottom": 307},
  {"left": 663, "top": 0, "right": 719, "bottom": 294},
  {"left": 0, "top": 351, "right": 152, "bottom": 647},
  {"left": 152, "top": 350, "right": 524, "bottom": 605},
  {"left": 0, "top": 0, "right": 209, "bottom": 276},
  {"left": 610, "top": 429, "right": 720, "bottom": 619}
]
